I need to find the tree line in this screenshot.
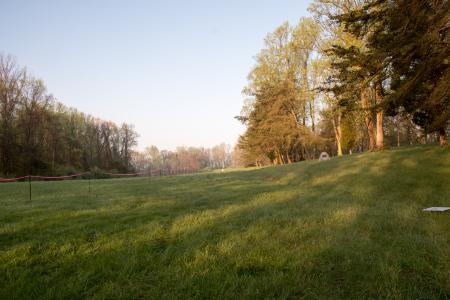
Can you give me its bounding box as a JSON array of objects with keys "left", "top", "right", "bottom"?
[
  {"left": 0, "top": 55, "right": 233, "bottom": 177},
  {"left": 0, "top": 55, "right": 138, "bottom": 176},
  {"left": 131, "top": 143, "right": 232, "bottom": 175},
  {"left": 236, "top": 0, "right": 449, "bottom": 166}
]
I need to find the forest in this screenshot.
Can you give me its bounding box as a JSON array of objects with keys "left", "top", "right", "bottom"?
[
  {"left": 236, "top": 0, "right": 449, "bottom": 166},
  {"left": 0, "top": 55, "right": 232, "bottom": 177},
  {"left": 0, "top": 54, "right": 139, "bottom": 176}
]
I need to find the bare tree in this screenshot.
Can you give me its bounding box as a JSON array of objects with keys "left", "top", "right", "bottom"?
[
  {"left": 0, "top": 55, "right": 26, "bottom": 174},
  {"left": 120, "top": 123, "right": 138, "bottom": 171}
]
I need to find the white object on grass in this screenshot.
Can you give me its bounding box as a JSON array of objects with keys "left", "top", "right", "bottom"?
[
  {"left": 423, "top": 207, "right": 450, "bottom": 212},
  {"left": 319, "top": 152, "right": 330, "bottom": 161}
]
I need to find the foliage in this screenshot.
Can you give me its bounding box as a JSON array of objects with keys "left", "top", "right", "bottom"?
[
  {"left": 237, "top": 19, "right": 324, "bottom": 165},
  {"left": 132, "top": 143, "right": 232, "bottom": 173},
  {"left": 0, "top": 55, "right": 138, "bottom": 176},
  {"left": 237, "top": 0, "right": 448, "bottom": 166},
  {"left": 333, "top": 0, "right": 449, "bottom": 143}
]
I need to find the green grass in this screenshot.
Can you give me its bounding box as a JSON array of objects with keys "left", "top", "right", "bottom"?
[{"left": 1, "top": 146, "right": 450, "bottom": 299}]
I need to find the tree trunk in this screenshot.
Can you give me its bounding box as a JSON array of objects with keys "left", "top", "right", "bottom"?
[
  {"left": 367, "top": 120, "right": 376, "bottom": 150},
  {"left": 302, "top": 60, "right": 309, "bottom": 128},
  {"left": 375, "top": 81, "right": 384, "bottom": 149},
  {"left": 376, "top": 110, "right": 384, "bottom": 149},
  {"left": 287, "top": 153, "right": 292, "bottom": 164},
  {"left": 300, "top": 146, "right": 306, "bottom": 161},
  {"left": 439, "top": 128, "right": 447, "bottom": 146},
  {"left": 332, "top": 113, "right": 343, "bottom": 156},
  {"left": 361, "top": 88, "right": 376, "bottom": 150},
  {"left": 310, "top": 101, "right": 315, "bottom": 133}
]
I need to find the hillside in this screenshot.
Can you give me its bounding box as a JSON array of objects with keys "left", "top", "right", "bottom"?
[{"left": 1, "top": 146, "right": 450, "bottom": 299}]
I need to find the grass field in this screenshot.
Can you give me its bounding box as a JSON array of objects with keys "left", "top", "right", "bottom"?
[{"left": 1, "top": 146, "right": 450, "bottom": 299}]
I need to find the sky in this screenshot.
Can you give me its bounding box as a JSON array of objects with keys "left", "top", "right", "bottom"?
[{"left": 0, "top": 0, "right": 310, "bottom": 151}]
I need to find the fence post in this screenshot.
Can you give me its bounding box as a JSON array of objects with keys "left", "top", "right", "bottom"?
[{"left": 28, "top": 175, "right": 31, "bottom": 201}]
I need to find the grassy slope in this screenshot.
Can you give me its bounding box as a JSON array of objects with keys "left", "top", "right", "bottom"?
[{"left": 1, "top": 146, "right": 450, "bottom": 299}]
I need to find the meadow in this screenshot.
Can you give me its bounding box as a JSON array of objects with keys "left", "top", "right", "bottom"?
[{"left": 1, "top": 146, "right": 450, "bottom": 299}]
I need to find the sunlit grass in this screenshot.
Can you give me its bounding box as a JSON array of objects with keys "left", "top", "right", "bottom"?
[{"left": 1, "top": 145, "right": 450, "bottom": 299}]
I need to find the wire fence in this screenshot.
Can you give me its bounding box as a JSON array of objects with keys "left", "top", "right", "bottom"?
[{"left": 0, "top": 168, "right": 200, "bottom": 201}]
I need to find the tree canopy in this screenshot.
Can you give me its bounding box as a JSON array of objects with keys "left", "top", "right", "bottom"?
[{"left": 236, "top": 0, "right": 449, "bottom": 166}]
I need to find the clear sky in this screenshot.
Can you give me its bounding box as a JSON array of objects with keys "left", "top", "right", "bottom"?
[{"left": 0, "top": 0, "right": 310, "bottom": 151}]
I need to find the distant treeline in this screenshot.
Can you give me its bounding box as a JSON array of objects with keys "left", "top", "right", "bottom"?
[
  {"left": 236, "top": 0, "right": 449, "bottom": 166},
  {"left": 0, "top": 55, "right": 138, "bottom": 176},
  {"left": 131, "top": 143, "right": 233, "bottom": 174}
]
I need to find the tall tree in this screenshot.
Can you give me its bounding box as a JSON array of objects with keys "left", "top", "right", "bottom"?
[
  {"left": 237, "top": 20, "right": 323, "bottom": 165},
  {"left": 120, "top": 123, "right": 138, "bottom": 171},
  {"left": 0, "top": 55, "right": 26, "bottom": 174},
  {"left": 336, "top": 0, "right": 449, "bottom": 145}
]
